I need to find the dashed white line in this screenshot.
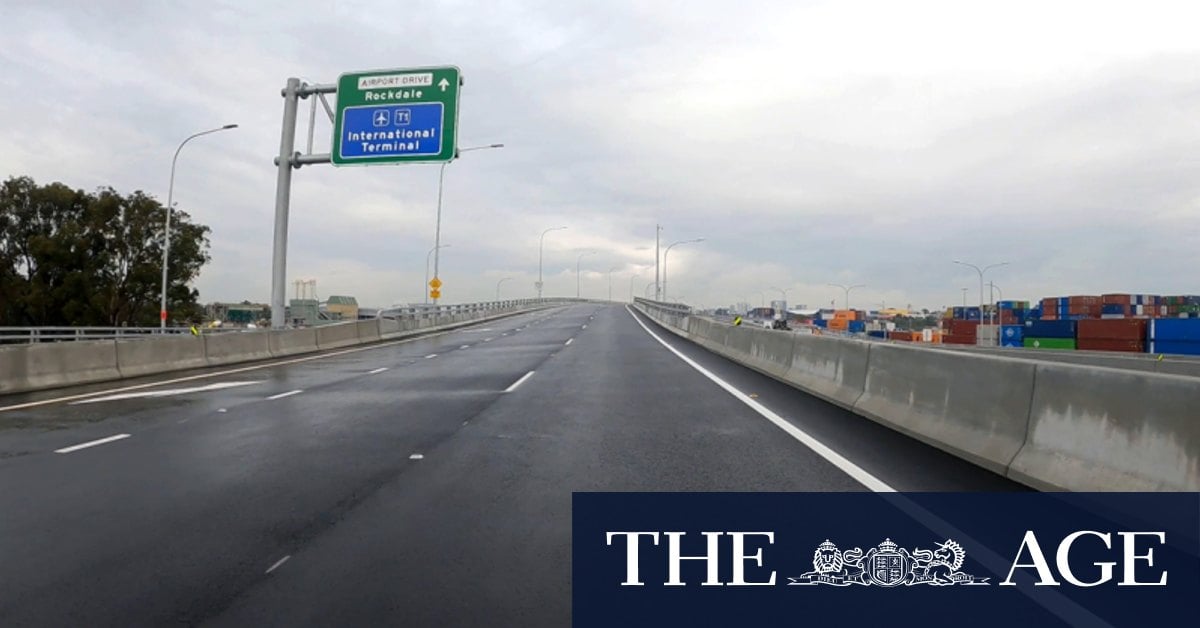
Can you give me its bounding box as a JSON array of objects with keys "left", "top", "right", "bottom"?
[
  {"left": 484, "top": 337, "right": 494, "bottom": 342},
  {"left": 565, "top": 338, "right": 574, "bottom": 346},
  {"left": 581, "top": 324, "right": 588, "bottom": 329},
  {"left": 501, "top": 333, "right": 509, "bottom": 337},
  {"left": 368, "top": 367, "right": 388, "bottom": 374},
  {"left": 265, "top": 555, "right": 290, "bottom": 574},
  {"left": 504, "top": 371, "right": 536, "bottom": 393},
  {"left": 55, "top": 433, "right": 131, "bottom": 454},
  {"left": 267, "top": 389, "right": 303, "bottom": 400},
  {"left": 425, "top": 354, "right": 438, "bottom": 359},
  {"left": 459, "top": 345, "right": 470, "bottom": 350},
  {"left": 409, "top": 453, "right": 424, "bottom": 460}
]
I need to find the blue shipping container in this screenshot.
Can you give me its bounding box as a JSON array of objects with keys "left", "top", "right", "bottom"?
[
  {"left": 1147, "top": 340, "right": 1200, "bottom": 356},
  {"left": 1000, "top": 325, "right": 1024, "bottom": 347},
  {"left": 814, "top": 319, "right": 828, "bottom": 328},
  {"left": 848, "top": 321, "right": 867, "bottom": 333},
  {"left": 1029, "top": 307, "right": 1043, "bottom": 320},
  {"left": 1101, "top": 304, "right": 1125, "bottom": 315},
  {"left": 1025, "top": 320, "right": 1077, "bottom": 339},
  {"left": 1149, "top": 319, "right": 1200, "bottom": 342},
  {"left": 867, "top": 330, "right": 887, "bottom": 339}
]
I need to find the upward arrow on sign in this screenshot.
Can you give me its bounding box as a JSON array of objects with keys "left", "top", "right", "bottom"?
[{"left": 438, "top": 78, "right": 450, "bottom": 91}]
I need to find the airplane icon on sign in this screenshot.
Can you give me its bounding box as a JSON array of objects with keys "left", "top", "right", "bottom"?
[{"left": 372, "top": 110, "right": 390, "bottom": 127}]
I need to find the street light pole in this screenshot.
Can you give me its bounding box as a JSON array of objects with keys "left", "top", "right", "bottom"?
[
  {"left": 432, "top": 143, "right": 503, "bottom": 305},
  {"left": 962, "top": 288, "right": 969, "bottom": 307},
  {"left": 159, "top": 123, "right": 238, "bottom": 329},
  {"left": 538, "top": 226, "right": 567, "bottom": 299},
  {"left": 662, "top": 238, "right": 704, "bottom": 302},
  {"left": 828, "top": 283, "right": 866, "bottom": 310},
  {"left": 608, "top": 266, "right": 619, "bottom": 302},
  {"left": 645, "top": 282, "right": 655, "bottom": 298},
  {"left": 654, "top": 224, "right": 662, "bottom": 300},
  {"left": 953, "top": 260, "right": 1008, "bottom": 327},
  {"left": 576, "top": 250, "right": 596, "bottom": 298},
  {"left": 496, "top": 277, "right": 512, "bottom": 301},
  {"left": 425, "top": 244, "right": 450, "bottom": 304},
  {"left": 629, "top": 274, "right": 640, "bottom": 302}
]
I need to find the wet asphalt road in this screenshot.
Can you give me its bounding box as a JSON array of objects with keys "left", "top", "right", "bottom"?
[{"left": 0, "top": 304, "right": 1022, "bottom": 626}]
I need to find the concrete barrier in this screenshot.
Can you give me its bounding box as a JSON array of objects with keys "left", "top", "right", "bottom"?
[
  {"left": 356, "top": 320, "right": 381, "bottom": 343},
  {"left": 315, "top": 322, "right": 361, "bottom": 350},
  {"left": 785, "top": 334, "right": 871, "bottom": 410},
  {"left": 379, "top": 319, "right": 401, "bottom": 336},
  {"left": 204, "top": 332, "right": 273, "bottom": 366},
  {"left": 269, "top": 328, "right": 319, "bottom": 357},
  {"left": 1008, "top": 364, "right": 1200, "bottom": 491},
  {"left": 724, "top": 326, "right": 795, "bottom": 380},
  {"left": 117, "top": 336, "right": 208, "bottom": 379},
  {"left": 0, "top": 340, "right": 121, "bottom": 394},
  {"left": 852, "top": 343, "right": 1036, "bottom": 475}
]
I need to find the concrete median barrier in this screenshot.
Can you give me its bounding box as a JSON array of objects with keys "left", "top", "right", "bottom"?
[
  {"left": 117, "top": 336, "right": 208, "bottom": 379},
  {"left": 269, "top": 328, "right": 318, "bottom": 357},
  {"left": 204, "top": 332, "right": 274, "bottom": 366},
  {"left": 727, "top": 326, "right": 795, "bottom": 379},
  {"left": 315, "top": 322, "right": 361, "bottom": 350},
  {"left": 785, "top": 334, "right": 870, "bottom": 409},
  {"left": 0, "top": 340, "right": 121, "bottom": 394},
  {"left": 356, "top": 320, "right": 381, "bottom": 343},
  {"left": 379, "top": 319, "right": 401, "bottom": 336},
  {"left": 852, "top": 343, "right": 1035, "bottom": 475},
  {"left": 1008, "top": 364, "right": 1200, "bottom": 491}
]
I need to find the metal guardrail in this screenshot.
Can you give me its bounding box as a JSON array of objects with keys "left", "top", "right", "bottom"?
[{"left": 0, "top": 298, "right": 589, "bottom": 344}]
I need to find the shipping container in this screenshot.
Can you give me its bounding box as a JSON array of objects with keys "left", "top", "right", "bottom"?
[
  {"left": 1024, "top": 320, "right": 1076, "bottom": 339},
  {"left": 867, "top": 330, "right": 887, "bottom": 339},
  {"left": 1146, "top": 340, "right": 1200, "bottom": 356},
  {"left": 1000, "top": 325, "right": 1024, "bottom": 347},
  {"left": 1023, "top": 337, "right": 1076, "bottom": 350},
  {"left": 1077, "top": 319, "right": 1147, "bottom": 341},
  {"left": 828, "top": 319, "right": 849, "bottom": 331},
  {"left": 1076, "top": 338, "right": 1144, "bottom": 353},
  {"left": 813, "top": 319, "right": 828, "bottom": 328},
  {"left": 848, "top": 320, "right": 866, "bottom": 333},
  {"left": 1148, "top": 319, "right": 1200, "bottom": 342},
  {"left": 1101, "top": 294, "right": 1132, "bottom": 305},
  {"left": 1067, "top": 296, "right": 1101, "bottom": 306},
  {"left": 943, "top": 335, "right": 975, "bottom": 345}
]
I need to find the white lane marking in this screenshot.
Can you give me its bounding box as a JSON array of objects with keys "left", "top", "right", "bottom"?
[
  {"left": 501, "top": 333, "right": 509, "bottom": 337},
  {"left": 409, "top": 453, "right": 424, "bottom": 460},
  {"left": 483, "top": 337, "right": 494, "bottom": 342},
  {"left": 368, "top": 367, "right": 388, "bottom": 374},
  {"left": 624, "top": 306, "right": 892, "bottom": 492},
  {"left": 622, "top": 307, "right": 1108, "bottom": 626},
  {"left": 265, "top": 555, "right": 290, "bottom": 574},
  {"left": 581, "top": 324, "right": 588, "bottom": 329},
  {"left": 70, "top": 381, "right": 264, "bottom": 405},
  {"left": 504, "top": 371, "right": 536, "bottom": 393},
  {"left": 424, "top": 354, "right": 438, "bottom": 359},
  {"left": 0, "top": 316, "right": 520, "bottom": 414},
  {"left": 218, "top": 408, "right": 228, "bottom": 413},
  {"left": 267, "top": 389, "right": 303, "bottom": 400},
  {"left": 459, "top": 345, "right": 470, "bottom": 350},
  {"left": 55, "top": 433, "right": 131, "bottom": 454},
  {"left": 565, "top": 338, "right": 574, "bottom": 346}
]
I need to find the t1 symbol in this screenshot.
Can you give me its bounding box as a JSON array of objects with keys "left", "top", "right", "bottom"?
[{"left": 393, "top": 108, "right": 412, "bottom": 126}]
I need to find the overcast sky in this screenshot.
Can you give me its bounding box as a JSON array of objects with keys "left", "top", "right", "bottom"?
[{"left": 2, "top": 0, "right": 1198, "bottom": 311}]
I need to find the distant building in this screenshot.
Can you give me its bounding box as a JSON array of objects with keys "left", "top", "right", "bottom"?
[
  {"left": 287, "top": 299, "right": 319, "bottom": 327},
  {"left": 205, "top": 301, "right": 270, "bottom": 326},
  {"left": 324, "top": 295, "right": 359, "bottom": 321}
]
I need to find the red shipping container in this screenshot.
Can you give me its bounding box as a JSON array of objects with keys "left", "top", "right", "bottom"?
[
  {"left": 1077, "top": 318, "right": 1147, "bottom": 341},
  {"left": 943, "top": 335, "right": 975, "bottom": 345},
  {"left": 947, "top": 319, "right": 980, "bottom": 336},
  {"left": 1076, "top": 338, "right": 1145, "bottom": 353},
  {"left": 1068, "top": 296, "right": 1101, "bottom": 306},
  {"left": 999, "top": 311, "right": 1021, "bottom": 325},
  {"left": 1101, "top": 294, "right": 1133, "bottom": 305},
  {"left": 1041, "top": 298, "right": 1057, "bottom": 309}
]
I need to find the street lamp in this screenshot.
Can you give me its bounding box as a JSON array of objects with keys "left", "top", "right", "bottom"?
[
  {"left": 425, "top": 244, "right": 450, "bottom": 304},
  {"left": 990, "top": 282, "right": 1004, "bottom": 326},
  {"left": 159, "top": 123, "right": 238, "bottom": 329},
  {"left": 576, "top": 250, "right": 596, "bottom": 298},
  {"left": 538, "top": 226, "right": 567, "bottom": 299},
  {"left": 629, "top": 273, "right": 641, "bottom": 302},
  {"left": 432, "top": 143, "right": 504, "bottom": 304},
  {"left": 961, "top": 287, "right": 969, "bottom": 307},
  {"left": 608, "top": 266, "right": 620, "bottom": 302},
  {"left": 662, "top": 238, "right": 704, "bottom": 302},
  {"left": 954, "top": 260, "right": 1008, "bottom": 327},
  {"left": 496, "top": 277, "right": 512, "bottom": 301},
  {"left": 828, "top": 283, "right": 866, "bottom": 310},
  {"left": 644, "top": 282, "right": 655, "bottom": 298}
]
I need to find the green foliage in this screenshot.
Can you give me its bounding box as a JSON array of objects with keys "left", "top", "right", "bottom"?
[{"left": 0, "top": 176, "right": 211, "bottom": 326}]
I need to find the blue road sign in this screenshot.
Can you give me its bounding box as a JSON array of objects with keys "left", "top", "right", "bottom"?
[{"left": 337, "top": 102, "right": 444, "bottom": 161}]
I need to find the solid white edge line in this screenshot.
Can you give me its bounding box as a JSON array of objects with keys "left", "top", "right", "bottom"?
[
  {"left": 265, "top": 555, "right": 290, "bottom": 574},
  {"left": 267, "top": 389, "right": 303, "bottom": 400},
  {"left": 504, "top": 371, "right": 536, "bottom": 393},
  {"left": 624, "top": 305, "right": 893, "bottom": 492},
  {"left": 368, "top": 367, "right": 388, "bottom": 374},
  {"left": 565, "top": 338, "right": 574, "bottom": 346},
  {"left": 54, "top": 433, "right": 131, "bottom": 454},
  {"left": 0, "top": 316, "right": 516, "bottom": 414},
  {"left": 623, "top": 305, "right": 1112, "bottom": 627}
]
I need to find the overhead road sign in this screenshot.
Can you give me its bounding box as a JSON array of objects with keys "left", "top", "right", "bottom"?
[{"left": 332, "top": 66, "right": 462, "bottom": 166}]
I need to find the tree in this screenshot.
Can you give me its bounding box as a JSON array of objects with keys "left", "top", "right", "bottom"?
[{"left": 0, "top": 176, "right": 211, "bottom": 327}]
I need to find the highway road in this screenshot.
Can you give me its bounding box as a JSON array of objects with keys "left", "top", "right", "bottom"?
[{"left": 0, "top": 304, "right": 1022, "bottom": 626}]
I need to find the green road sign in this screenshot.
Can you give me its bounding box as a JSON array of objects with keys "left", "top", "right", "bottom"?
[{"left": 331, "top": 66, "right": 461, "bottom": 166}]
